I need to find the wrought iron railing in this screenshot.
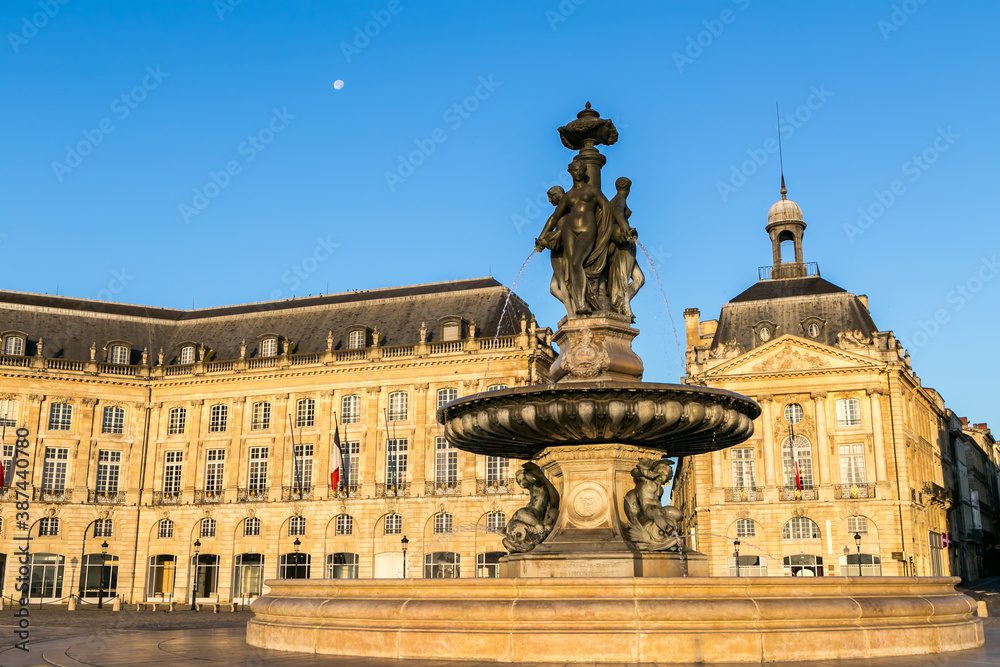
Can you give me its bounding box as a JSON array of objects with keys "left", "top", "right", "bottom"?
[
  {"left": 151, "top": 491, "right": 181, "bottom": 505},
  {"left": 194, "top": 489, "right": 225, "bottom": 503},
  {"left": 425, "top": 480, "right": 461, "bottom": 495},
  {"left": 88, "top": 490, "right": 126, "bottom": 504},
  {"left": 281, "top": 486, "right": 314, "bottom": 501},
  {"left": 833, "top": 483, "right": 875, "bottom": 500},
  {"left": 477, "top": 478, "right": 514, "bottom": 494},
  {"left": 375, "top": 482, "right": 409, "bottom": 497},
  {"left": 725, "top": 487, "right": 762, "bottom": 502},
  {"left": 779, "top": 486, "right": 817, "bottom": 501},
  {"left": 332, "top": 484, "right": 360, "bottom": 498},
  {"left": 237, "top": 487, "right": 269, "bottom": 502},
  {"left": 33, "top": 488, "right": 73, "bottom": 502}
]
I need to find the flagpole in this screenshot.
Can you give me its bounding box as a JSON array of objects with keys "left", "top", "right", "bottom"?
[
  {"left": 288, "top": 414, "right": 301, "bottom": 499},
  {"left": 383, "top": 408, "right": 396, "bottom": 491},
  {"left": 333, "top": 410, "right": 348, "bottom": 494}
]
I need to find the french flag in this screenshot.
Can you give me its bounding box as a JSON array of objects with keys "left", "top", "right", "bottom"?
[
  {"left": 331, "top": 422, "right": 346, "bottom": 489},
  {"left": 794, "top": 459, "right": 803, "bottom": 491}
]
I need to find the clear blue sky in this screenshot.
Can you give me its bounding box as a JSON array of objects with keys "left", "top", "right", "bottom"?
[{"left": 2, "top": 1, "right": 998, "bottom": 427}]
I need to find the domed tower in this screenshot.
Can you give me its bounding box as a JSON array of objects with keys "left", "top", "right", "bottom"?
[{"left": 766, "top": 176, "right": 807, "bottom": 279}]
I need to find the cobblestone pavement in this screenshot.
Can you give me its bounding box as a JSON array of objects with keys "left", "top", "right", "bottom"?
[{"left": 0, "top": 619, "right": 996, "bottom": 667}]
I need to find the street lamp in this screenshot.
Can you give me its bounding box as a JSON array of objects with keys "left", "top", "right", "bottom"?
[
  {"left": 733, "top": 538, "right": 741, "bottom": 577},
  {"left": 292, "top": 538, "right": 303, "bottom": 578},
  {"left": 191, "top": 539, "right": 201, "bottom": 611},
  {"left": 854, "top": 532, "right": 863, "bottom": 577},
  {"left": 401, "top": 535, "right": 409, "bottom": 579},
  {"left": 98, "top": 541, "right": 109, "bottom": 609}
]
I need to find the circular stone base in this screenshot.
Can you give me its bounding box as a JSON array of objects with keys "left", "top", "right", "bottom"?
[{"left": 247, "top": 576, "right": 983, "bottom": 663}]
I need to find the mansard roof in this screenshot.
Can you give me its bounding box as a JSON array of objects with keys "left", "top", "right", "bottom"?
[
  {"left": 0, "top": 277, "right": 535, "bottom": 363},
  {"left": 710, "top": 275, "right": 878, "bottom": 355}
]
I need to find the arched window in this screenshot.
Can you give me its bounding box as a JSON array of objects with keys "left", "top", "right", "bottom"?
[
  {"left": 477, "top": 552, "right": 504, "bottom": 578},
  {"left": 437, "top": 387, "right": 457, "bottom": 409},
  {"left": 327, "top": 553, "right": 359, "bottom": 579},
  {"left": 109, "top": 344, "right": 130, "bottom": 365},
  {"left": 179, "top": 346, "right": 196, "bottom": 365},
  {"left": 388, "top": 392, "right": 408, "bottom": 421},
  {"left": 3, "top": 335, "right": 24, "bottom": 356},
  {"left": 296, "top": 398, "right": 315, "bottom": 427},
  {"left": 244, "top": 517, "right": 261, "bottom": 537},
  {"left": 424, "top": 552, "right": 460, "bottom": 578},
  {"left": 167, "top": 407, "right": 186, "bottom": 435},
  {"left": 260, "top": 337, "right": 278, "bottom": 357},
  {"left": 782, "top": 517, "right": 820, "bottom": 540},
  {"left": 486, "top": 384, "right": 508, "bottom": 391},
  {"left": 335, "top": 515, "right": 353, "bottom": 535},
  {"left": 39, "top": 517, "right": 59, "bottom": 536},
  {"left": 434, "top": 513, "right": 453, "bottom": 534},
  {"left": 201, "top": 518, "right": 216, "bottom": 538},
  {"left": 487, "top": 511, "right": 506, "bottom": 532},
  {"left": 384, "top": 514, "right": 402, "bottom": 535},
  {"left": 94, "top": 518, "right": 113, "bottom": 538},
  {"left": 158, "top": 519, "right": 173, "bottom": 539},
  {"left": 48, "top": 403, "right": 73, "bottom": 431},
  {"left": 102, "top": 406, "right": 125, "bottom": 434},
  {"left": 289, "top": 516, "right": 306, "bottom": 536},
  {"left": 735, "top": 518, "right": 756, "bottom": 538},
  {"left": 341, "top": 394, "right": 361, "bottom": 424},
  {"left": 781, "top": 435, "right": 814, "bottom": 488}
]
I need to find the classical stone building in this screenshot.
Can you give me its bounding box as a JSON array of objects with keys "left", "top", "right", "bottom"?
[
  {"left": 0, "top": 277, "right": 555, "bottom": 604},
  {"left": 671, "top": 182, "right": 986, "bottom": 578},
  {"left": 946, "top": 415, "right": 998, "bottom": 581}
]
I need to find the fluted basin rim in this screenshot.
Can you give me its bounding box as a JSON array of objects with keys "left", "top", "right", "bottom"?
[{"left": 437, "top": 381, "right": 761, "bottom": 460}]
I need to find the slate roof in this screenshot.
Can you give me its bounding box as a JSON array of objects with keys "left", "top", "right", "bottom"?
[
  {"left": 710, "top": 275, "right": 878, "bottom": 354},
  {"left": 0, "top": 278, "right": 536, "bottom": 364}
]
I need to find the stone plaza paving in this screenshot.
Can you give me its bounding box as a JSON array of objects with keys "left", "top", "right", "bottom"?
[{"left": 0, "top": 611, "right": 997, "bottom": 667}]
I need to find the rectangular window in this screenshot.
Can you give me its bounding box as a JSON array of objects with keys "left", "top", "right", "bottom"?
[
  {"left": 42, "top": 448, "right": 69, "bottom": 491},
  {"left": 388, "top": 392, "right": 408, "bottom": 421},
  {"left": 163, "top": 451, "right": 183, "bottom": 494},
  {"left": 836, "top": 398, "right": 861, "bottom": 427},
  {"left": 435, "top": 437, "right": 458, "bottom": 484},
  {"left": 292, "top": 443, "right": 314, "bottom": 489},
  {"left": 345, "top": 441, "right": 360, "bottom": 487},
  {"left": 336, "top": 514, "right": 354, "bottom": 535},
  {"left": 251, "top": 402, "right": 271, "bottom": 430},
  {"left": 109, "top": 345, "right": 129, "bottom": 364},
  {"left": 384, "top": 514, "right": 402, "bottom": 534},
  {"left": 3, "top": 336, "right": 24, "bottom": 356},
  {"left": 839, "top": 443, "right": 867, "bottom": 484},
  {"left": 168, "top": 408, "right": 186, "bottom": 435},
  {"left": 0, "top": 399, "right": 17, "bottom": 427},
  {"left": 204, "top": 449, "right": 225, "bottom": 492},
  {"left": 260, "top": 338, "right": 277, "bottom": 357},
  {"left": 486, "top": 456, "right": 508, "bottom": 482},
  {"left": 102, "top": 406, "right": 124, "bottom": 434},
  {"left": 296, "top": 399, "right": 315, "bottom": 427},
  {"left": 201, "top": 518, "right": 216, "bottom": 538},
  {"left": 39, "top": 517, "right": 59, "bottom": 536},
  {"left": 736, "top": 518, "right": 756, "bottom": 538},
  {"left": 341, "top": 395, "right": 361, "bottom": 424},
  {"left": 731, "top": 448, "right": 757, "bottom": 489},
  {"left": 846, "top": 516, "right": 868, "bottom": 535},
  {"left": 95, "top": 450, "right": 121, "bottom": 494},
  {"left": 48, "top": 403, "right": 73, "bottom": 431},
  {"left": 385, "top": 439, "right": 408, "bottom": 484},
  {"left": 289, "top": 516, "right": 306, "bottom": 536},
  {"left": 2, "top": 445, "right": 12, "bottom": 483},
  {"left": 209, "top": 404, "right": 228, "bottom": 432},
  {"left": 348, "top": 330, "right": 364, "bottom": 349},
  {"left": 179, "top": 346, "right": 195, "bottom": 364},
  {"left": 248, "top": 447, "right": 268, "bottom": 491}
]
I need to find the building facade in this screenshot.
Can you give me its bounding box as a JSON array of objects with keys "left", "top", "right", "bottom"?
[
  {"left": 671, "top": 184, "right": 996, "bottom": 579},
  {"left": 0, "top": 278, "right": 555, "bottom": 604}
]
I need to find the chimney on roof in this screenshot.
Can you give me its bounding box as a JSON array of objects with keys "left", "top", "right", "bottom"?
[
  {"left": 857, "top": 294, "right": 869, "bottom": 312},
  {"left": 960, "top": 417, "right": 969, "bottom": 427},
  {"left": 974, "top": 423, "right": 990, "bottom": 435}
]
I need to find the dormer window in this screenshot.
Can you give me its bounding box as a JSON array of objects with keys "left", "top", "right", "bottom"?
[
  {"left": 179, "top": 346, "right": 196, "bottom": 365},
  {"left": 752, "top": 321, "right": 776, "bottom": 344},
  {"left": 807, "top": 324, "right": 819, "bottom": 338},
  {"left": 439, "top": 316, "right": 465, "bottom": 341},
  {"left": 109, "top": 344, "right": 130, "bottom": 365},
  {"left": 801, "top": 317, "right": 825, "bottom": 340},
  {"left": 260, "top": 337, "right": 278, "bottom": 357},
  {"left": 759, "top": 327, "right": 771, "bottom": 342},
  {"left": 2, "top": 334, "right": 24, "bottom": 356},
  {"left": 347, "top": 329, "right": 365, "bottom": 349}
]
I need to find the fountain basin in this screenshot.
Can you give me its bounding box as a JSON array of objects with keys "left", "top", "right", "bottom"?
[
  {"left": 247, "top": 576, "right": 982, "bottom": 663},
  {"left": 438, "top": 381, "right": 761, "bottom": 459}
]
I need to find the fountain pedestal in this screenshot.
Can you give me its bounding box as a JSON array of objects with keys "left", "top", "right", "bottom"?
[
  {"left": 549, "top": 313, "right": 643, "bottom": 383},
  {"left": 503, "top": 444, "right": 708, "bottom": 577}
]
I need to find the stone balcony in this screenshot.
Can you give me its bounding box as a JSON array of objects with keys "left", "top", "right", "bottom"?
[
  {"left": 425, "top": 480, "right": 461, "bottom": 496},
  {"left": 88, "top": 490, "right": 127, "bottom": 504}
]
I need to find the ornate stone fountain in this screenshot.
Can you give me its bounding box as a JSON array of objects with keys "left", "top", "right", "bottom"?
[{"left": 247, "top": 104, "right": 983, "bottom": 663}]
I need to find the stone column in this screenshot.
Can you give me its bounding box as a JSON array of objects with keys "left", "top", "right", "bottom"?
[
  {"left": 812, "top": 392, "right": 830, "bottom": 485},
  {"left": 868, "top": 387, "right": 888, "bottom": 482},
  {"left": 758, "top": 395, "right": 776, "bottom": 486}
]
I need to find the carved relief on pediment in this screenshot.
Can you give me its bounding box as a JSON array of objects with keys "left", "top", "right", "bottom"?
[{"left": 751, "top": 347, "right": 830, "bottom": 372}]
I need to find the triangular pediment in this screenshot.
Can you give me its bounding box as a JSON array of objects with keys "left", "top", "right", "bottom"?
[{"left": 702, "top": 335, "right": 882, "bottom": 377}]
